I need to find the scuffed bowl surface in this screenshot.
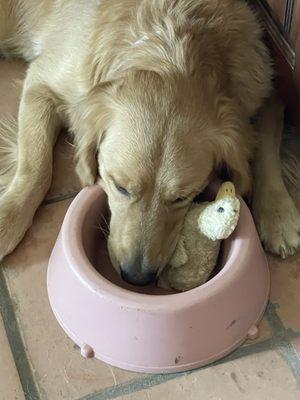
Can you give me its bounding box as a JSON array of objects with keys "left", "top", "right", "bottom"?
[{"left": 47, "top": 185, "right": 270, "bottom": 373}]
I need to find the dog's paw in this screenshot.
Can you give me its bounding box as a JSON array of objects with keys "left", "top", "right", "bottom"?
[
  {"left": 0, "top": 198, "right": 33, "bottom": 260},
  {"left": 253, "top": 190, "right": 300, "bottom": 258}
]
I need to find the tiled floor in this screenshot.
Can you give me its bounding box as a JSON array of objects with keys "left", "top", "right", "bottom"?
[{"left": 1, "top": 61, "right": 300, "bottom": 400}]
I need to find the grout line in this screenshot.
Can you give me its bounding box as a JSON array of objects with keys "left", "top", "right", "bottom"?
[
  {"left": 0, "top": 268, "right": 41, "bottom": 400},
  {"left": 42, "top": 191, "right": 79, "bottom": 206},
  {"left": 265, "top": 302, "right": 300, "bottom": 380},
  {"left": 79, "top": 373, "right": 183, "bottom": 400},
  {"left": 264, "top": 302, "right": 287, "bottom": 336},
  {"left": 278, "top": 341, "right": 300, "bottom": 380}
]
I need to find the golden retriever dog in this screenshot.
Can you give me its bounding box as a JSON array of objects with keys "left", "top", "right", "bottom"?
[{"left": 0, "top": 0, "right": 299, "bottom": 285}]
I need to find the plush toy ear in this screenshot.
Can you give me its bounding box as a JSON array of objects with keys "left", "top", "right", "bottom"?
[{"left": 216, "top": 181, "right": 236, "bottom": 200}]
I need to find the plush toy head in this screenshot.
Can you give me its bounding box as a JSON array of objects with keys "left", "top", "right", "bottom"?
[
  {"left": 198, "top": 183, "right": 240, "bottom": 241},
  {"left": 158, "top": 182, "right": 240, "bottom": 292}
]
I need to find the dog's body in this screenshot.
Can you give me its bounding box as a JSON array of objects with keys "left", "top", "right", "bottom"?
[{"left": 0, "top": 0, "right": 299, "bottom": 284}]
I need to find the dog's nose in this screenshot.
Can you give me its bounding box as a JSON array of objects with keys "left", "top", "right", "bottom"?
[{"left": 121, "top": 267, "right": 157, "bottom": 286}]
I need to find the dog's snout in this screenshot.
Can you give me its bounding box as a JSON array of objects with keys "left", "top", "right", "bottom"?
[{"left": 121, "top": 262, "right": 157, "bottom": 286}]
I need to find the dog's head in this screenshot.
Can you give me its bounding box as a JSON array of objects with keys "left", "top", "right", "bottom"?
[{"left": 73, "top": 70, "right": 252, "bottom": 285}]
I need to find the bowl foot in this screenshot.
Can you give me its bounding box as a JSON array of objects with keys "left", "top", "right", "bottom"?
[
  {"left": 247, "top": 325, "right": 259, "bottom": 340},
  {"left": 81, "top": 344, "right": 94, "bottom": 358}
]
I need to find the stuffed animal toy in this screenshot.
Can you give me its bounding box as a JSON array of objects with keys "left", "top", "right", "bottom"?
[{"left": 158, "top": 182, "right": 240, "bottom": 292}]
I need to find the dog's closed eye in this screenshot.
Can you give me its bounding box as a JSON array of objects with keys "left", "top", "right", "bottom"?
[
  {"left": 115, "top": 184, "right": 130, "bottom": 197},
  {"left": 171, "top": 197, "right": 191, "bottom": 208},
  {"left": 174, "top": 197, "right": 187, "bottom": 204}
]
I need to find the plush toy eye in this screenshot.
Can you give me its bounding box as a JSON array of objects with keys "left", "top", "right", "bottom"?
[
  {"left": 116, "top": 184, "right": 130, "bottom": 197},
  {"left": 217, "top": 207, "right": 225, "bottom": 213}
]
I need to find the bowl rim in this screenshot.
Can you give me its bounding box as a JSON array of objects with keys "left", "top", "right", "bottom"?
[{"left": 61, "top": 185, "right": 262, "bottom": 311}]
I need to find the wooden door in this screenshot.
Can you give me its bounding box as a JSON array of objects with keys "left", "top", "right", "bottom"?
[
  {"left": 265, "top": 0, "right": 288, "bottom": 25},
  {"left": 250, "top": 0, "right": 300, "bottom": 125}
]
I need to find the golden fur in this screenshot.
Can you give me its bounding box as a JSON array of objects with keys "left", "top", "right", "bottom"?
[{"left": 0, "top": 0, "right": 299, "bottom": 284}]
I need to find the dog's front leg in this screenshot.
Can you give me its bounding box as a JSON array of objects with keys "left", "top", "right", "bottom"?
[
  {"left": 0, "top": 80, "right": 60, "bottom": 260},
  {"left": 252, "top": 95, "right": 300, "bottom": 258}
]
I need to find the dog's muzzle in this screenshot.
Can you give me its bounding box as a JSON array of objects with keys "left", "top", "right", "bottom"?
[{"left": 120, "top": 256, "right": 157, "bottom": 286}]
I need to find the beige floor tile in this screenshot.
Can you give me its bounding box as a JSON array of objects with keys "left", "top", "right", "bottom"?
[
  {"left": 0, "top": 314, "right": 25, "bottom": 400},
  {"left": 2, "top": 200, "right": 141, "bottom": 400},
  {"left": 268, "top": 251, "right": 300, "bottom": 331},
  {"left": 123, "top": 350, "right": 300, "bottom": 400}
]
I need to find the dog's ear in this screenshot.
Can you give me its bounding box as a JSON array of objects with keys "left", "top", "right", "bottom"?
[
  {"left": 75, "top": 129, "right": 99, "bottom": 187},
  {"left": 213, "top": 133, "right": 253, "bottom": 195},
  {"left": 70, "top": 83, "right": 115, "bottom": 186},
  {"left": 210, "top": 99, "right": 255, "bottom": 195}
]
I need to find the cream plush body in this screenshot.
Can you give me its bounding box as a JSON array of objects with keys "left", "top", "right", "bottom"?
[{"left": 159, "top": 183, "right": 240, "bottom": 292}]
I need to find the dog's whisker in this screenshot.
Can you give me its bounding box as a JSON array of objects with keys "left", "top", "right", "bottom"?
[
  {"left": 65, "top": 139, "right": 76, "bottom": 148},
  {"left": 95, "top": 219, "right": 110, "bottom": 240},
  {"left": 99, "top": 225, "right": 109, "bottom": 240},
  {"left": 101, "top": 215, "right": 110, "bottom": 232}
]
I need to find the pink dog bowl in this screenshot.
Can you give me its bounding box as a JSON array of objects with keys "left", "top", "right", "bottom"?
[{"left": 47, "top": 185, "right": 270, "bottom": 373}]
